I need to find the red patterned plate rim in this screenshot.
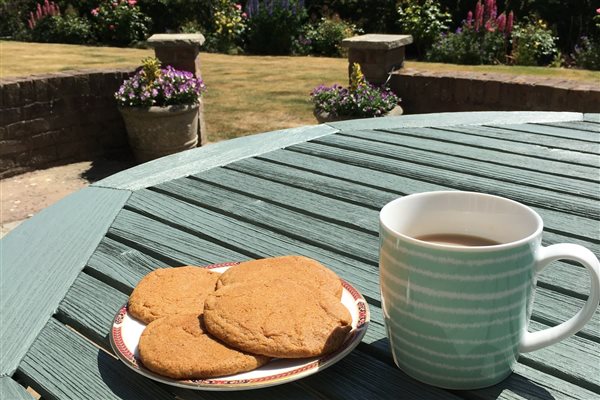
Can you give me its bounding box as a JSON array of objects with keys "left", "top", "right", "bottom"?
[{"left": 109, "top": 262, "right": 370, "bottom": 391}]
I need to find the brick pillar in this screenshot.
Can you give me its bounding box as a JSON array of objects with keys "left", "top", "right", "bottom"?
[
  {"left": 341, "top": 34, "right": 413, "bottom": 85},
  {"left": 147, "top": 33, "right": 208, "bottom": 146}
]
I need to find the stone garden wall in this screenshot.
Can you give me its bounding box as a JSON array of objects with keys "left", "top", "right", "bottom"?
[
  {"left": 391, "top": 69, "right": 600, "bottom": 114},
  {"left": 1, "top": 69, "right": 134, "bottom": 179},
  {"left": 1, "top": 65, "right": 598, "bottom": 179}
]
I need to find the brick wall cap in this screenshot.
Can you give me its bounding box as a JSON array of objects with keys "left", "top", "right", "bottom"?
[
  {"left": 147, "top": 33, "right": 205, "bottom": 47},
  {"left": 342, "top": 34, "right": 413, "bottom": 50}
]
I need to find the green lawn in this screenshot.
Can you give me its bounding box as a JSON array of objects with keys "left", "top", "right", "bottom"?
[{"left": 2, "top": 41, "right": 598, "bottom": 142}]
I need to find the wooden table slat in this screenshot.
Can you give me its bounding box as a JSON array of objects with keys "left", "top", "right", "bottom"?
[
  {"left": 483, "top": 123, "right": 600, "bottom": 144},
  {"left": 290, "top": 141, "right": 599, "bottom": 218},
  {"left": 86, "top": 236, "right": 170, "bottom": 294},
  {"left": 537, "top": 120, "right": 600, "bottom": 134},
  {"left": 109, "top": 208, "right": 252, "bottom": 266},
  {"left": 583, "top": 113, "right": 600, "bottom": 123},
  {"left": 313, "top": 134, "right": 599, "bottom": 199},
  {"left": 18, "top": 318, "right": 180, "bottom": 400},
  {"left": 124, "top": 189, "right": 380, "bottom": 296},
  {"left": 193, "top": 168, "right": 379, "bottom": 233},
  {"left": 154, "top": 178, "right": 379, "bottom": 264},
  {"left": 0, "top": 186, "right": 131, "bottom": 376},
  {"left": 226, "top": 152, "right": 600, "bottom": 244},
  {"left": 0, "top": 377, "right": 35, "bottom": 400},
  {"left": 364, "top": 127, "right": 599, "bottom": 172},
  {"left": 431, "top": 125, "right": 599, "bottom": 155},
  {"left": 326, "top": 111, "right": 583, "bottom": 131}
]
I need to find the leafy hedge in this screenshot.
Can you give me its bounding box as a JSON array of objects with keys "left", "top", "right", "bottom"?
[{"left": 2, "top": 0, "right": 599, "bottom": 69}]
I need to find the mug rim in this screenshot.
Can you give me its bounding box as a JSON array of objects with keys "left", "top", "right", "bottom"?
[{"left": 380, "top": 191, "right": 544, "bottom": 252}]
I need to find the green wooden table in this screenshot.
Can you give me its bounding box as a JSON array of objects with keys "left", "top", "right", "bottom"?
[{"left": 2, "top": 111, "right": 599, "bottom": 400}]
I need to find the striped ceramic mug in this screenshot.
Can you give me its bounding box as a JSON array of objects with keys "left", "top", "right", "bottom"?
[{"left": 379, "top": 191, "right": 600, "bottom": 390}]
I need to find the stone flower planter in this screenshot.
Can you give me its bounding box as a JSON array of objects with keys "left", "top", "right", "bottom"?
[
  {"left": 119, "top": 104, "right": 199, "bottom": 163},
  {"left": 314, "top": 105, "right": 404, "bottom": 124}
]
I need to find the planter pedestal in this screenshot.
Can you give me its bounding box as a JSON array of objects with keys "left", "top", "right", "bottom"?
[
  {"left": 119, "top": 104, "right": 199, "bottom": 163},
  {"left": 314, "top": 105, "right": 404, "bottom": 124}
]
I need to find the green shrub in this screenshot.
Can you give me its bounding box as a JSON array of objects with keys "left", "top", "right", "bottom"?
[
  {"left": 203, "top": 0, "right": 247, "bottom": 53},
  {"left": 573, "top": 36, "right": 600, "bottom": 70},
  {"left": 427, "top": 29, "right": 507, "bottom": 65},
  {"left": 511, "top": 19, "right": 559, "bottom": 66},
  {"left": 30, "top": 14, "right": 93, "bottom": 44},
  {"left": 136, "top": 0, "right": 214, "bottom": 34},
  {"left": 90, "top": 0, "right": 151, "bottom": 46},
  {"left": 397, "top": 0, "right": 452, "bottom": 58},
  {"left": 245, "top": 0, "right": 307, "bottom": 55},
  {"left": 295, "top": 16, "right": 360, "bottom": 57}
]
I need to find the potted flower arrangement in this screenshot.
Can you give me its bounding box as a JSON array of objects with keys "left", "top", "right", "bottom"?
[
  {"left": 115, "top": 57, "right": 207, "bottom": 162},
  {"left": 310, "top": 63, "right": 402, "bottom": 123}
]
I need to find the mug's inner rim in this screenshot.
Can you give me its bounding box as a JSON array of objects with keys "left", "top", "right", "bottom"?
[{"left": 380, "top": 192, "right": 543, "bottom": 250}]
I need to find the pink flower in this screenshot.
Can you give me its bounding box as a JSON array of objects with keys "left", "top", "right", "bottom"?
[
  {"left": 109, "top": 24, "right": 115, "bottom": 30},
  {"left": 235, "top": 3, "right": 241, "bottom": 10},
  {"left": 496, "top": 12, "right": 506, "bottom": 32},
  {"left": 128, "top": 0, "right": 137, "bottom": 6},
  {"left": 91, "top": 8, "right": 99, "bottom": 16},
  {"left": 597, "top": 8, "right": 600, "bottom": 14},
  {"left": 242, "top": 12, "right": 247, "bottom": 18},
  {"left": 466, "top": 11, "right": 473, "bottom": 26},
  {"left": 506, "top": 11, "right": 514, "bottom": 34}
]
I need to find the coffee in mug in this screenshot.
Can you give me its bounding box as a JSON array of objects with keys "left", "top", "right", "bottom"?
[{"left": 379, "top": 191, "right": 600, "bottom": 389}]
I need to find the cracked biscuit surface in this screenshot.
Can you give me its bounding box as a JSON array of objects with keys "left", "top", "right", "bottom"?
[
  {"left": 216, "top": 255, "right": 344, "bottom": 298},
  {"left": 138, "top": 314, "right": 270, "bottom": 379},
  {"left": 128, "top": 266, "right": 220, "bottom": 324},
  {"left": 204, "top": 279, "right": 352, "bottom": 358}
]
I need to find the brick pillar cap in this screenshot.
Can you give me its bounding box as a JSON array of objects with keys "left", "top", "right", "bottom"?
[
  {"left": 147, "top": 33, "right": 205, "bottom": 47},
  {"left": 342, "top": 34, "right": 413, "bottom": 50}
]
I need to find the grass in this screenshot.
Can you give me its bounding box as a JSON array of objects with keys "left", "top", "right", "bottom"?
[{"left": 2, "top": 40, "right": 598, "bottom": 142}]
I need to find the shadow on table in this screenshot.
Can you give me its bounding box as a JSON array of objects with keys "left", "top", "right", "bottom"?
[{"left": 370, "top": 338, "right": 555, "bottom": 400}]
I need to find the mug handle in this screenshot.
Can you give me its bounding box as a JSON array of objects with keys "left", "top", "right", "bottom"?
[{"left": 520, "top": 243, "right": 600, "bottom": 353}]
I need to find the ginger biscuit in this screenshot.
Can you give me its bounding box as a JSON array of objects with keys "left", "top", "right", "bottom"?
[
  {"left": 216, "top": 255, "right": 343, "bottom": 298},
  {"left": 203, "top": 279, "right": 352, "bottom": 358},
  {"left": 138, "top": 314, "right": 270, "bottom": 379},
  {"left": 128, "top": 266, "right": 219, "bottom": 324}
]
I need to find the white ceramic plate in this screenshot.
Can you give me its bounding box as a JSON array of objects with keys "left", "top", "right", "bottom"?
[{"left": 109, "top": 262, "right": 370, "bottom": 391}]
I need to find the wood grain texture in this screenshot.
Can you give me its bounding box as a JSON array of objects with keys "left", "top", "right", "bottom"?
[
  {"left": 0, "top": 377, "right": 34, "bottom": 400},
  {"left": 366, "top": 127, "right": 599, "bottom": 174},
  {"left": 583, "top": 113, "right": 600, "bottom": 123},
  {"left": 541, "top": 121, "right": 600, "bottom": 134},
  {"left": 86, "top": 236, "right": 170, "bottom": 294},
  {"left": 18, "top": 318, "right": 180, "bottom": 400},
  {"left": 312, "top": 134, "right": 599, "bottom": 201},
  {"left": 0, "top": 186, "right": 130, "bottom": 376},
  {"left": 289, "top": 141, "right": 599, "bottom": 219},
  {"left": 109, "top": 208, "right": 251, "bottom": 266},
  {"left": 124, "top": 188, "right": 380, "bottom": 297},
  {"left": 325, "top": 111, "right": 582, "bottom": 131},
  {"left": 436, "top": 124, "right": 599, "bottom": 154},
  {"left": 485, "top": 123, "right": 599, "bottom": 144},
  {"left": 154, "top": 178, "right": 378, "bottom": 264},
  {"left": 93, "top": 124, "right": 338, "bottom": 191}
]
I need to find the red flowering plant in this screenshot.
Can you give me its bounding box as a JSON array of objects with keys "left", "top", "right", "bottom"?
[
  {"left": 90, "top": 0, "right": 151, "bottom": 46},
  {"left": 428, "top": 0, "right": 514, "bottom": 65},
  {"left": 27, "top": 0, "right": 60, "bottom": 30}
]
